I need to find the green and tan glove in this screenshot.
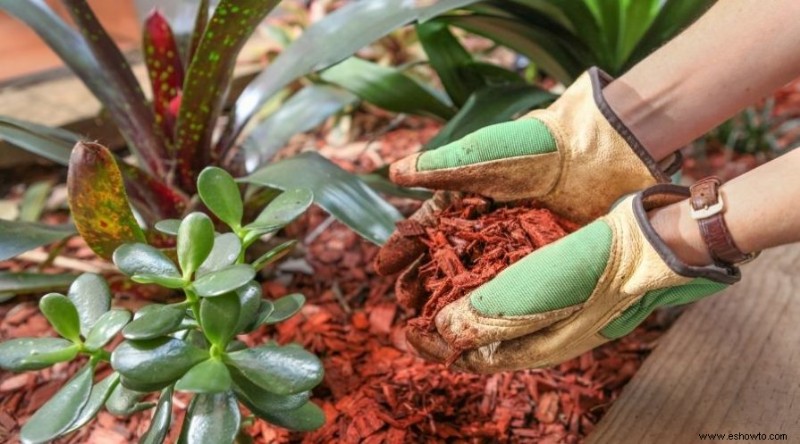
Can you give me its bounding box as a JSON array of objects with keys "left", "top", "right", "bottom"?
[
  {"left": 406, "top": 185, "right": 741, "bottom": 373},
  {"left": 375, "top": 67, "right": 679, "bottom": 277}
]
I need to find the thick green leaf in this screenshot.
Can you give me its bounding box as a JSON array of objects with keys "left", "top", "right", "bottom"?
[
  {"left": 39, "top": 293, "right": 82, "bottom": 343},
  {"left": 63, "top": 372, "right": 120, "bottom": 434},
  {"left": 105, "top": 384, "right": 154, "bottom": 416},
  {"left": 242, "top": 152, "right": 401, "bottom": 245},
  {"left": 84, "top": 310, "right": 132, "bottom": 350},
  {"left": 122, "top": 305, "right": 186, "bottom": 340},
  {"left": 68, "top": 273, "right": 112, "bottom": 336},
  {"left": 177, "top": 391, "right": 240, "bottom": 444},
  {"left": 0, "top": 115, "right": 78, "bottom": 165},
  {"left": 68, "top": 142, "right": 146, "bottom": 260},
  {"left": 252, "top": 401, "right": 325, "bottom": 432},
  {"left": 246, "top": 300, "right": 275, "bottom": 332},
  {"left": 174, "top": 0, "right": 281, "bottom": 190},
  {"left": 321, "top": 57, "right": 454, "bottom": 120},
  {"left": 197, "top": 233, "right": 242, "bottom": 276},
  {"left": 0, "top": 219, "right": 74, "bottom": 262},
  {"left": 20, "top": 364, "right": 93, "bottom": 444},
  {"left": 251, "top": 240, "right": 297, "bottom": 271},
  {"left": 0, "top": 1, "right": 167, "bottom": 175},
  {"left": 177, "top": 212, "right": 215, "bottom": 278},
  {"left": 175, "top": 359, "right": 232, "bottom": 393},
  {"left": 131, "top": 274, "right": 187, "bottom": 289},
  {"left": 224, "top": 0, "right": 481, "bottom": 144},
  {"left": 155, "top": 219, "right": 182, "bottom": 236},
  {"left": 139, "top": 386, "right": 173, "bottom": 444},
  {"left": 230, "top": 366, "right": 308, "bottom": 413},
  {"left": 225, "top": 343, "right": 323, "bottom": 395},
  {"left": 417, "top": 21, "right": 484, "bottom": 107},
  {"left": 0, "top": 338, "right": 78, "bottom": 371},
  {"left": 0, "top": 272, "right": 76, "bottom": 295},
  {"left": 19, "top": 181, "right": 52, "bottom": 223},
  {"left": 112, "top": 337, "right": 209, "bottom": 390},
  {"left": 193, "top": 265, "right": 255, "bottom": 297},
  {"left": 234, "top": 282, "right": 262, "bottom": 333},
  {"left": 263, "top": 293, "right": 305, "bottom": 325},
  {"left": 200, "top": 292, "right": 240, "bottom": 347},
  {"left": 426, "top": 84, "right": 556, "bottom": 149},
  {"left": 243, "top": 188, "right": 313, "bottom": 238},
  {"left": 242, "top": 85, "right": 357, "bottom": 168},
  {"left": 197, "top": 167, "right": 243, "bottom": 229},
  {"left": 113, "top": 243, "right": 181, "bottom": 279}
]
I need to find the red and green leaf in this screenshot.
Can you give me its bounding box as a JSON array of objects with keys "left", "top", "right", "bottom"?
[
  {"left": 117, "top": 163, "right": 189, "bottom": 225},
  {"left": 143, "top": 9, "right": 185, "bottom": 141},
  {"left": 67, "top": 142, "right": 147, "bottom": 260},
  {"left": 173, "top": 0, "right": 281, "bottom": 191}
]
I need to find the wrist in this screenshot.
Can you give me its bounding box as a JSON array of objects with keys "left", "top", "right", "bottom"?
[{"left": 648, "top": 199, "right": 713, "bottom": 266}]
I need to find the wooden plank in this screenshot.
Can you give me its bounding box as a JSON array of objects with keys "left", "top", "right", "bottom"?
[{"left": 588, "top": 244, "right": 800, "bottom": 444}]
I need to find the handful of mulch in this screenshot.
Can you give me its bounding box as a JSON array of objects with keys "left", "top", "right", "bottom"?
[{"left": 396, "top": 194, "right": 581, "bottom": 330}]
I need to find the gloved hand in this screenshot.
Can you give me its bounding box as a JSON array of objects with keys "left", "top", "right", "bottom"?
[
  {"left": 405, "top": 185, "right": 741, "bottom": 373},
  {"left": 375, "top": 67, "right": 679, "bottom": 277}
]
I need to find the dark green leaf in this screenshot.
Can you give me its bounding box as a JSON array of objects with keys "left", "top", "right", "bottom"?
[
  {"left": 113, "top": 243, "right": 181, "bottom": 280},
  {"left": 68, "top": 142, "right": 146, "bottom": 260},
  {"left": 251, "top": 240, "right": 297, "bottom": 272},
  {"left": 176, "top": 359, "right": 232, "bottom": 393},
  {"left": 359, "top": 173, "right": 433, "bottom": 200},
  {"left": 177, "top": 212, "right": 215, "bottom": 278},
  {"left": 0, "top": 272, "right": 76, "bottom": 296},
  {"left": 263, "top": 294, "right": 305, "bottom": 325},
  {"left": 322, "top": 57, "right": 453, "bottom": 120},
  {"left": 230, "top": 366, "right": 308, "bottom": 413},
  {"left": 193, "top": 265, "right": 255, "bottom": 297},
  {"left": 84, "top": 310, "right": 131, "bottom": 351},
  {"left": 242, "top": 152, "right": 401, "bottom": 245},
  {"left": 68, "top": 273, "right": 112, "bottom": 336},
  {"left": 197, "top": 233, "right": 242, "bottom": 276},
  {"left": 20, "top": 364, "right": 93, "bottom": 443},
  {"left": 19, "top": 181, "right": 52, "bottom": 223},
  {"left": 426, "top": 84, "right": 556, "bottom": 149},
  {"left": 200, "top": 292, "right": 240, "bottom": 347},
  {"left": 63, "top": 372, "right": 120, "bottom": 434},
  {"left": 0, "top": 219, "right": 74, "bottom": 262},
  {"left": 242, "top": 85, "right": 357, "bottom": 167},
  {"left": 417, "top": 21, "right": 484, "bottom": 106},
  {"left": 225, "top": 0, "right": 481, "bottom": 143},
  {"left": 178, "top": 392, "right": 240, "bottom": 444},
  {"left": 155, "top": 219, "right": 182, "bottom": 236},
  {"left": 252, "top": 401, "right": 325, "bottom": 432},
  {"left": 245, "top": 300, "right": 274, "bottom": 332},
  {"left": 122, "top": 305, "right": 186, "bottom": 340},
  {"left": 105, "top": 384, "right": 154, "bottom": 416},
  {"left": 0, "top": 115, "right": 78, "bottom": 165},
  {"left": 225, "top": 343, "right": 323, "bottom": 395},
  {"left": 39, "top": 293, "right": 82, "bottom": 343},
  {"left": 112, "top": 337, "right": 208, "bottom": 390},
  {"left": 174, "top": 0, "right": 281, "bottom": 190},
  {"left": 197, "top": 167, "right": 243, "bottom": 229},
  {"left": 0, "top": 338, "right": 78, "bottom": 371},
  {"left": 139, "top": 386, "right": 173, "bottom": 444},
  {"left": 234, "top": 282, "right": 262, "bottom": 333}
]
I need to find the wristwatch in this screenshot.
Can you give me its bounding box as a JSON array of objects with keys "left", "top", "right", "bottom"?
[{"left": 689, "top": 176, "right": 759, "bottom": 266}]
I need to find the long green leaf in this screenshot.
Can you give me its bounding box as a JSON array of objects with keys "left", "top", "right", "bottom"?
[
  {"left": 20, "top": 364, "right": 93, "bottom": 444},
  {"left": 417, "top": 21, "right": 484, "bottom": 107},
  {"left": 241, "top": 152, "right": 401, "bottom": 245},
  {"left": 0, "top": 0, "right": 167, "bottom": 175},
  {"left": 0, "top": 116, "right": 78, "bottom": 165},
  {"left": 242, "top": 85, "right": 357, "bottom": 169},
  {"left": 321, "top": 57, "right": 454, "bottom": 120},
  {"left": 67, "top": 142, "right": 146, "bottom": 260},
  {"left": 426, "top": 84, "right": 556, "bottom": 149},
  {"left": 0, "top": 272, "right": 76, "bottom": 295},
  {"left": 0, "top": 220, "right": 74, "bottom": 262},
  {"left": 223, "top": 0, "right": 481, "bottom": 146},
  {"left": 174, "top": 0, "right": 281, "bottom": 190}
]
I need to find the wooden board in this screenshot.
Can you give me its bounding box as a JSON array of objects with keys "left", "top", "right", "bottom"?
[{"left": 588, "top": 244, "right": 800, "bottom": 443}]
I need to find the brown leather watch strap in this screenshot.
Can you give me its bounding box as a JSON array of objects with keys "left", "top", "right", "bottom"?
[{"left": 689, "top": 176, "right": 755, "bottom": 266}]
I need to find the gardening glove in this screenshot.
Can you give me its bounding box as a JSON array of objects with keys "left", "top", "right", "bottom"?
[
  {"left": 405, "top": 184, "right": 742, "bottom": 373},
  {"left": 375, "top": 67, "right": 680, "bottom": 277}
]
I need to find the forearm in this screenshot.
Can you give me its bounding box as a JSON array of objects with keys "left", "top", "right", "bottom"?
[
  {"left": 650, "top": 149, "right": 800, "bottom": 266},
  {"left": 604, "top": 0, "right": 800, "bottom": 161}
]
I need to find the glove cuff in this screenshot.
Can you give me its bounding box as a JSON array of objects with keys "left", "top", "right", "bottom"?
[
  {"left": 589, "top": 67, "right": 683, "bottom": 180},
  {"left": 633, "top": 184, "right": 742, "bottom": 284}
]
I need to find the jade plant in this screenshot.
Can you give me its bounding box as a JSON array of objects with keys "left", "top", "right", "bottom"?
[{"left": 0, "top": 167, "right": 324, "bottom": 444}]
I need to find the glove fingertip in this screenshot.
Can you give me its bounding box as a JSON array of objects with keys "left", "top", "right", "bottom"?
[{"left": 389, "top": 153, "right": 426, "bottom": 187}]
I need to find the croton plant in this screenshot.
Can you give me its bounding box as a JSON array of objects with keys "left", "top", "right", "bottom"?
[{"left": 0, "top": 167, "right": 324, "bottom": 443}]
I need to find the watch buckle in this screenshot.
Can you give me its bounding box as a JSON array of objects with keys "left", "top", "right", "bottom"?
[{"left": 690, "top": 200, "right": 724, "bottom": 220}]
